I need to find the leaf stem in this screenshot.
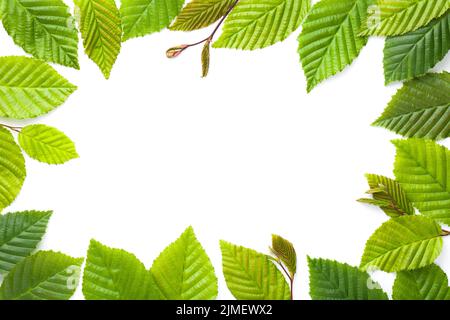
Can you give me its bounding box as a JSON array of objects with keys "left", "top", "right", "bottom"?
[
  {"left": 276, "top": 260, "right": 294, "bottom": 300},
  {"left": 0, "top": 123, "right": 22, "bottom": 133}
]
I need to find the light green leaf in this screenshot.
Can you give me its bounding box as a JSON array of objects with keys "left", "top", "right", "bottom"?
[
  {"left": 298, "top": 0, "right": 370, "bottom": 92},
  {"left": 393, "top": 139, "right": 450, "bottom": 223},
  {"left": 0, "top": 211, "right": 52, "bottom": 274},
  {"left": 82, "top": 239, "right": 161, "bottom": 300},
  {"left": 74, "top": 0, "right": 122, "bottom": 79},
  {"left": 170, "top": 0, "right": 237, "bottom": 31},
  {"left": 0, "top": 0, "right": 79, "bottom": 68},
  {"left": 0, "top": 127, "right": 26, "bottom": 213},
  {"left": 214, "top": 0, "right": 311, "bottom": 50},
  {"left": 373, "top": 73, "right": 450, "bottom": 140},
  {"left": 393, "top": 264, "right": 450, "bottom": 300},
  {"left": 360, "top": 0, "right": 449, "bottom": 36},
  {"left": 220, "top": 240, "right": 290, "bottom": 300},
  {"left": 0, "top": 251, "right": 83, "bottom": 300},
  {"left": 0, "top": 56, "right": 77, "bottom": 119},
  {"left": 120, "top": 0, "right": 185, "bottom": 41},
  {"left": 384, "top": 12, "right": 450, "bottom": 84},
  {"left": 360, "top": 215, "right": 444, "bottom": 272},
  {"left": 18, "top": 124, "right": 78, "bottom": 165},
  {"left": 150, "top": 227, "right": 218, "bottom": 300},
  {"left": 308, "top": 257, "right": 388, "bottom": 300},
  {"left": 270, "top": 234, "right": 296, "bottom": 277}
]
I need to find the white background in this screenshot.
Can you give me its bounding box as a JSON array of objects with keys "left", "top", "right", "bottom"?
[{"left": 1, "top": 0, "right": 449, "bottom": 300}]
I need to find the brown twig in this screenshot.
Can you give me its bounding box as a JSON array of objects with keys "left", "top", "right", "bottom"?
[{"left": 0, "top": 123, "right": 21, "bottom": 133}]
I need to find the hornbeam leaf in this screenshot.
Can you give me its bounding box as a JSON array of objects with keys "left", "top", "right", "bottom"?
[
  {"left": 214, "top": 0, "right": 311, "bottom": 50},
  {"left": 0, "top": 211, "right": 52, "bottom": 274},
  {"left": 393, "top": 139, "right": 450, "bottom": 223},
  {"left": 393, "top": 264, "right": 450, "bottom": 300},
  {"left": 120, "top": 0, "right": 185, "bottom": 41},
  {"left": 83, "top": 240, "right": 161, "bottom": 300},
  {"left": 0, "top": 127, "right": 26, "bottom": 213},
  {"left": 360, "top": 215, "right": 444, "bottom": 272},
  {"left": 150, "top": 227, "right": 218, "bottom": 300},
  {"left": 298, "top": 0, "right": 371, "bottom": 92},
  {"left": 74, "top": 0, "right": 122, "bottom": 79},
  {"left": 0, "top": 0, "right": 79, "bottom": 68},
  {"left": 308, "top": 257, "right": 388, "bottom": 300},
  {"left": 360, "top": 0, "right": 449, "bottom": 36},
  {"left": 384, "top": 12, "right": 450, "bottom": 84},
  {"left": 0, "top": 57, "right": 77, "bottom": 119},
  {"left": 220, "top": 240, "right": 290, "bottom": 300},
  {"left": 0, "top": 251, "right": 83, "bottom": 300},
  {"left": 270, "top": 234, "right": 297, "bottom": 277},
  {"left": 170, "top": 0, "right": 237, "bottom": 31},
  {"left": 18, "top": 125, "right": 78, "bottom": 165},
  {"left": 373, "top": 73, "right": 450, "bottom": 140}
]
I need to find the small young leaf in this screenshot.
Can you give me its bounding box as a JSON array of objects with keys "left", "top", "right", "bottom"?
[
  {"left": 214, "top": 0, "right": 311, "bottom": 50},
  {"left": 393, "top": 264, "right": 450, "bottom": 300},
  {"left": 201, "top": 41, "right": 211, "bottom": 78},
  {"left": 18, "top": 125, "right": 78, "bottom": 165},
  {"left": 0, "top": 251, "right": 83, "bottom": 300},
  {"left": 360, "top": 216, "right": 443, "bottom": 272},
  {"left": 0, "top": 57, "right": 77, "bottom": 119},
  {"left": 270, "top": 234, "right": 296, "bottom": 277},
  {"left": 0, "top": 211, "right": 52, "bottom": 274},
  {"left": 150, "top": 226, "right": 218, "bottom": 300},
  {"left": 373, "top": 72, "right": 450, "bottom": 140},
  {"left": 308, "top": 257, "right": 388, "bottom": 300},
  {"left": 83, "top": 239, "right": 161, "bottom": 300},
  {"left": 170, "top": 0, "right": 237, "bottom": 31},
  {"left": 220, "top": 240, "right": 290, "bottom": 300}
]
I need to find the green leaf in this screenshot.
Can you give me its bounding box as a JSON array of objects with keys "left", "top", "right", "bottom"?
[
  {"left": 220, "top": 240, "right": 290, "bottom": 300},
  {"left": 360, "top": 0, "right": 449, "bottom": 36},
  {"left": 393, "top": 139, "right": 450, "bottom": 223},
  {"left": 360, "top": 174, "right": 415, "bottom": 217},
  {"left": 298, "top": 0, "right": 371, "bottom": 92},
  {"left": 0, "top": 56, "right": 77, "bottom": 119},
  {"left": 18, "top": 124, "right": 78, "bottom": 165},
  {"left": 0, "top": 251, "right": 83, "bottom": 300},
  {"left": 213, "top": 0, "right": 311, "bottom": 50},
  {"left": 74, "top": 0, "right": 122, "bottom": 79},
  {"left": 83, "top": 239, "right": 161, "bottom": 300},
  {"left": 170, "top": 0, "right": 237, "bottom": 31},
  {"left": 201, "top": 41, "right": 211, "bottom": 78},
  {"left": 360, "top": 215, "right": 444, "bottom": 272},
  {"left": 373, "top": 73, "right": 450, "bottom": 140},
  {"left": 0, "top": 127, "right": 26, "bottom": 213},
  {"left": 393, "top": 264, "right": 450, "bottom": 300},
  {"left": 120, "top": 0, "right": 185, "bottom": 41},
  {"left": 308, "top": 257, "right": 388, "bottom": 300},
  {"left": 384, "top": 12, "right": 450, "bottom": 84},
  {"left": 270, "top": 234, "right": 296, "bottom": 277},
  {"left": 150, "top": 227, "right": 218, "bottom": 300},
  {"left": 0, "top": 211, "right": 52, "bottom": 274},
  {"left": 0, "top": 0, "right": 79, "bottom": 68}
]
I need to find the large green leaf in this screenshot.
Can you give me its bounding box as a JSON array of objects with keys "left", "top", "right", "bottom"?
[
  {"left": 214, "top": 0, "right": 311, "bottom": 50},
  {"left": 0, "top": 211, "right": 51, "bottom": 274},
  {"left": 0, "top": 0, "right": 79, "bottom": 68},
  {"left": 75, "top": 0, "right": 122, "bottom": 79},
  {"left": 360, "top": 0, "right": 449, "bottom": 36},
  {"left": 393, "top": 139, "right": 450, "bottom": 223},
  {"left": 0, "top": 56, "right": 77, "bottom": 119},
  {"left": 120, "top": 0, "right": 185, "bottom": 41},
  {"left": 393, "top": 264, "right": 450, "bottom": 300},
  {"left": 384, "top": 12, "right": 450, "bottom": 84},
  {"left": 360, "top": 215, "right": 444, "bottom": 272},
  {"left": 0, "top": 251, "right": 83, "bottom": 300},
  {"left": 298, "top": 0, "right": 370, "bottom": 92},
  {"left": 82, "top": 239, "right": 160, "bottom": 300},
  {"left": 18, "top": 124, "right": 78, "bottom": 165},
  {"left": 0, "top": 127, "right": 25, "bottom": 213},
  {"left": 170, "top": 0, "right": 237, "bottom": 31},
  {"left": 150, "top": 227, "right": 218, "bottom": 300},
  {"left": 308, "top": 257, "right": 388, "bottom": 300},
  {"left": 373, "top": 73, "right": 450, "bottom": 140},
  {"left": 220, "top": 240, "right": 290, "bottom": 300},
  {"left": 270, "top": 234, "right": 296, "bottom": 277}
]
